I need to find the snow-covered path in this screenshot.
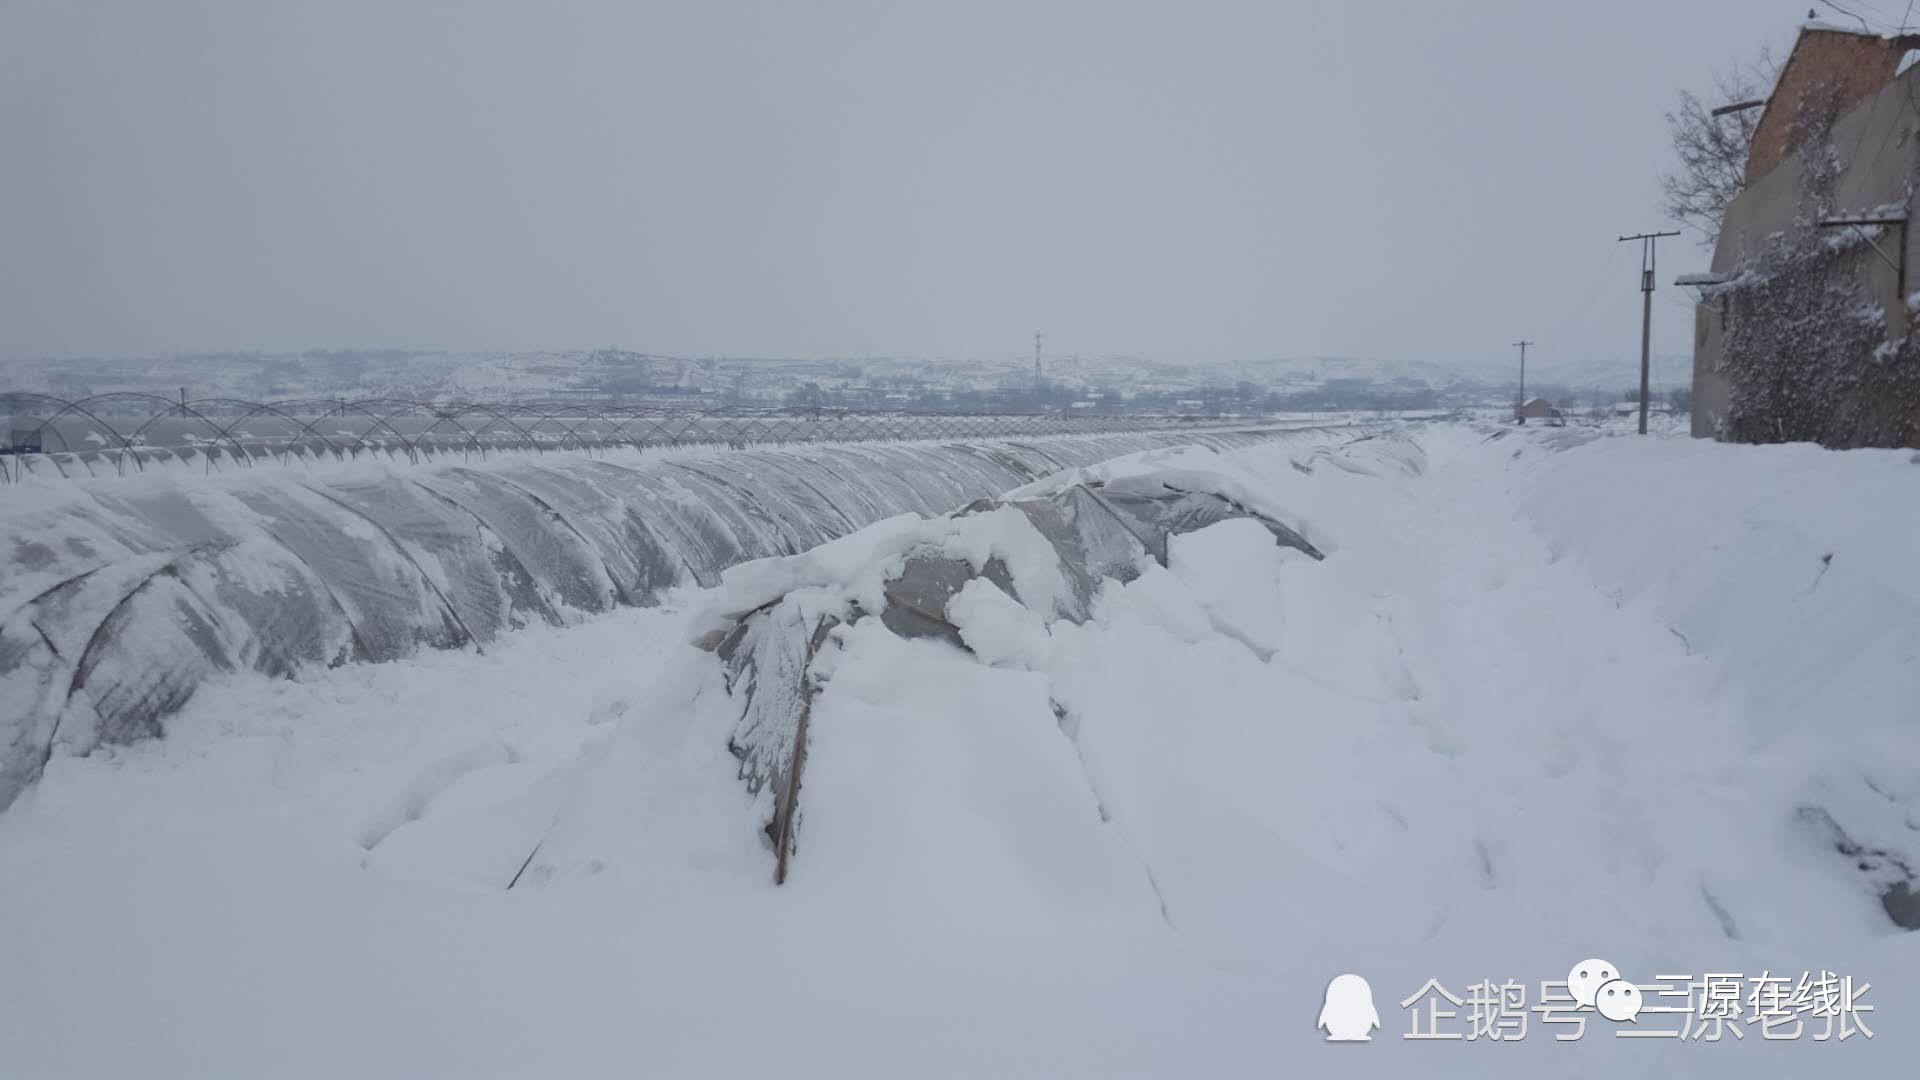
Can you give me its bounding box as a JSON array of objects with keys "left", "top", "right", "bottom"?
[{"left": 1, "top": 424, "right": 1913, "bottom": 1078}]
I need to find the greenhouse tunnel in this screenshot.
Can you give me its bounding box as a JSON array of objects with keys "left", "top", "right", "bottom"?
[{"left": 0, "top": 425, "right": 1378, "bottom": 811}]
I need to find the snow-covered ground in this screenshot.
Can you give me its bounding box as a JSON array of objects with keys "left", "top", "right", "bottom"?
[{"left": 1, "top": 422, "right": 1914, "bottom": 1078}]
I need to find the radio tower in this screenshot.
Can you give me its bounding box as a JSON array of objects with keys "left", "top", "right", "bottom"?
[{"left": 1034, "top": 331, "right": 1043, "bottom": 392}]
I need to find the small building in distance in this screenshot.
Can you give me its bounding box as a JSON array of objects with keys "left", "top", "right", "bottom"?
[{"left": 1516, "top": 397, "right": 1559, "bottom": 420}]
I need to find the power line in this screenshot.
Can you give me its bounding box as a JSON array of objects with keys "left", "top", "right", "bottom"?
[{"left": 1821, "top": 0, "right": 1893, "bottom": 32}]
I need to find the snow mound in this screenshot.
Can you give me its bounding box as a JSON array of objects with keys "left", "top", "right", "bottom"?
[{"left": 521, "top": 456, "right": 1325, "bottom": 885}]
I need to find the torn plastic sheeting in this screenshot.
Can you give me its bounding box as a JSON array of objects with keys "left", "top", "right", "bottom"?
[
  {"left": 1095, "top": 487, "right": 1325, "bottom": 566},
  {"left": 667, "top": 464, "right": 1325, "bottom": 883}
]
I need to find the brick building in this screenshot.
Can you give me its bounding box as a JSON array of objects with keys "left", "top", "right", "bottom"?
[
  {"left": 1744, "top": 24, "right": 1920, "bottom": 184},
  {"left": 1686, "top": 21, "right": 1920, "bottom": 448}
]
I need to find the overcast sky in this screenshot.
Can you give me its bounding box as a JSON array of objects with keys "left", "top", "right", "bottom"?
[{"left": 0, "top": 1, "right": 1830, "bottom": 376}]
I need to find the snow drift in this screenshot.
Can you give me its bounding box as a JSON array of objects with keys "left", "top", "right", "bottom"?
[{"left": 1512, "top": 430, "right": 1920, "bottom": 929}]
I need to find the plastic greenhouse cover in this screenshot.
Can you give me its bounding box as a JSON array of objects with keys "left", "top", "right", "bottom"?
[{"left": 0, "top": 424, "right": 1383, "bottom": 810}]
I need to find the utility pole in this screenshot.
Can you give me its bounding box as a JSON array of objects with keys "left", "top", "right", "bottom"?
[
  {"left": 1511, "top": 340, "right": 1533, "bottom": 423},
  {"left": 1034, "top": 331, "right": 1043, "bottom": 394},
  {"left": 1618, "top": 230, "right": 1680, "bottom": 435}
]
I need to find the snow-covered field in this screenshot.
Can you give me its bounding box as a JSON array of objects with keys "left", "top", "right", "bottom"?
[{"left": 1, "top": 421, "right": 1914, "bottom": 1078}]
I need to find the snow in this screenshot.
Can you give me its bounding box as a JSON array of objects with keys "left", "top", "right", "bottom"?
[
  {"left": 1801, "top": 19, "right": 1909, "bottom": 40},
  {"left": 1, "top": 421, "right": 1916, "bottom": 1078},
  {"left": 1, "top": 425, "right": 1384, "bottom": 813},
  {"left": 708, "top": 505, "right": 1077, "bottom": 625},
  {"left": 1675, "top": 272, "right": 1730, "bottom": 287}
]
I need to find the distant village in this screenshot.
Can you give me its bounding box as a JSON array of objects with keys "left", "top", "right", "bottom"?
[{"left": 3, "top": 345, "right": 1685, "bottom": 418}]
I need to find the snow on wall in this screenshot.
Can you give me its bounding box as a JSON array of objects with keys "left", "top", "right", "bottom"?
[{"left": 0, "top": 425, "right": 1382, "bottom": 812}]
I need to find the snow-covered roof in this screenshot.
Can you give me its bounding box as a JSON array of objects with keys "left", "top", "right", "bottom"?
[
  {"left": 1675, "top": 272, "right": 1730, "bottom": 287},
  {"left": 1802, "top": 19, "right": 1906, "bottom": 39}
]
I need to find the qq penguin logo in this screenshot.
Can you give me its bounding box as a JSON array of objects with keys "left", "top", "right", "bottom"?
[{"left": 1317, "top": 974, "right": 1381, "bottom": 1042}]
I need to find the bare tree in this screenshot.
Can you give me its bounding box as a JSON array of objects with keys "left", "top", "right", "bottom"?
[{"left": 1659, "top": 50, "right": 1779, "bottom": 248}]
